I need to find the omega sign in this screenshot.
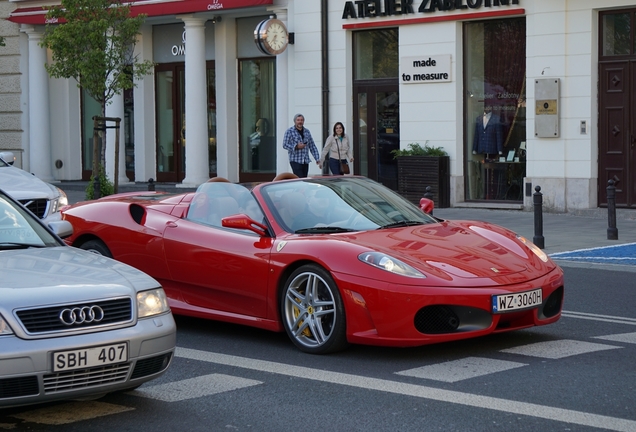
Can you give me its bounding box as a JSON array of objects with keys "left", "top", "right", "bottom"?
[
  {"left": 172, "top": 30, "right": 186, "bottom": 57},
  {"left": 401, "top": 55, "right": 451, "bottom": 84},
  {"left": 343, "top": 0, "right": 519, "bottom": 19}
]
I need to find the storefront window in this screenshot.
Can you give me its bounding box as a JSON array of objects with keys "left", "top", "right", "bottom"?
[
  {"left": 207, "top": 66, "right": 217, "bottom": 175},
  {"left": 354, "top": 29, "right": 398, "bottom": 80},
  {"left": 239, "top": 58, "right": 276, "bottom": 175},
  {"left": 464, "top": 18, "right": 526, "bottom": 202},
  {"left": 124, "top": 87, "right": 134, "bottom": 180},
  {"left": 602, "top": 12, "right": 631, "bottom": 56}
]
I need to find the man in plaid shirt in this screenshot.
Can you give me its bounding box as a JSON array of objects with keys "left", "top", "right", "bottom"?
[{"left": 282, "top": 114, "right": 321, "bottom": 178}]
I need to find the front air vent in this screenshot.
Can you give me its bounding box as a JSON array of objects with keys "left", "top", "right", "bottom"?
[
  {"left": 542, "top": 286, "right": 564, "bottom": 318},
  {"left": 43, "top": 364, "right": 130, "bottom": 393},
  {"left": 415, "top": 305, "right": 460, "bottom": 334},
  {"left": 0, "top": 376, "right": 39, "bottom": 399},
  {"left": 131, "top": 353, "right": 172, "bottom": 379},
  {"left": 16, "top": 298, "right": 132, "bottom": 334},
  {"left": 19, "top": 198, "right": 49, "bottom": 219}
]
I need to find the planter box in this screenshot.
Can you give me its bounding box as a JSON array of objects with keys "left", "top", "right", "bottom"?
[{"left": 397, "top": 156, "right": 450, "bottom": 208}]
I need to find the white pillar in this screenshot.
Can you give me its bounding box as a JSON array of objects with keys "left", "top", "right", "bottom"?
[
  {"left": 272, "top": 9, "right": 291, "bottom": 175},
  {"left": 179, "top": 15, "right": 209, "bottom": 188},
  {"left": 105, "top": 90, "right": 130, "bottom": 185},
  {"left": 23, "top": 26, "right": 54, "bottom": 182},
  {"left": 214, "top": 17, "right": 239, "bottom": 182},
  {"left": 133, "top": 24, "right": 156, "bottom": 183}
]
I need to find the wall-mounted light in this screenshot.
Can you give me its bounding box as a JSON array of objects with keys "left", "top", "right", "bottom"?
[{"left": 211, "top": 16, "right": 222, "bottom": 24}]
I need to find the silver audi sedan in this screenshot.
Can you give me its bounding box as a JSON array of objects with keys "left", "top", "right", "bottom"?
[{"left": 0, "top": 188, "right": 176, "bottom": 408}]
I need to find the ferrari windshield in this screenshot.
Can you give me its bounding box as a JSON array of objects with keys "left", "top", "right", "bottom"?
[{"left": 260, "top": 176, "right": 438, "bottom": 233}]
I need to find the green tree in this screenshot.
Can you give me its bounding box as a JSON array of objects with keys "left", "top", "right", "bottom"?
[{"left": 40, "top": 0, "right": 154, "bottom": 197}]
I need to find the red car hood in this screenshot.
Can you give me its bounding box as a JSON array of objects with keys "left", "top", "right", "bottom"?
[{"left": 346, "top": 220, "right": 544, "bottom": 279}]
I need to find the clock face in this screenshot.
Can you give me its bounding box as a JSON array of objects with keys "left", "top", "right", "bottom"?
[
  {"left": 255, "top": 18, "right": 288, "bottom": 56},
  {"left": 266, "top": 23, "right": 287, "bottom": 51}
]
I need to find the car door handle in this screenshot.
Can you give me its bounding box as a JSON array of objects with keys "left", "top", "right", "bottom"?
[{"left": 166, "top": 221, "right": 178, "bottom": 228}]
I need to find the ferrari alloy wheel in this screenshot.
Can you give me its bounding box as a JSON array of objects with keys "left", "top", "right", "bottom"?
[
  {"left": 79, "top": 239, "right": 113, "bottom": 258},
  {"left": 281, "top": 264, "right": 348, "bottom": 354}
]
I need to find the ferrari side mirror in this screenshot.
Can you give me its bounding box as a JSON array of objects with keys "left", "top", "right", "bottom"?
[{"left": 419, "top": 197, "right": 434, "bottom": 215}]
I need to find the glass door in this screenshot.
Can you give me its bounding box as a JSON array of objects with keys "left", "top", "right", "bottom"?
[
  {"left": 354, "top": 85, "right": 399, "bottom": 191},
  {"left": 155, "top": 63, "right": 185, "bottom": 182},
  {"left": 155, "top": 62, "right": 216, "bottom": 182}
]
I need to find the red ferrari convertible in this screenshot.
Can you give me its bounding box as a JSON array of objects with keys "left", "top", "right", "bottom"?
[{"left": 62, "top": 175, "right": 564, "bottom": 354}]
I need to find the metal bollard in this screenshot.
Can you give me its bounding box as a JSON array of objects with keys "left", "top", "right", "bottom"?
[
  {"left": 424, "top": 186, "right": 434, "bottom": 201},
  {"left": 93, "top": 175, "right": 100, "bottom": 200},
  {"left": 533, "top": 185, "right": 544, "bottom": 249},
  {"left": 148, "top": 178, "right": 155, "bottom": 192},
  {"left": 607, "top": 179, "right": 618, "bottom": 240}
]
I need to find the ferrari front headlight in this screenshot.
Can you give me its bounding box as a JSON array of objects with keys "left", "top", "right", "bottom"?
[
  {"left": 137, "top": 288, "right": 171, "bottom": 318},
  {"left": 0, "top": 314, "right": 14, "bottom": 335},
  {"left": 517, "top": 236, "right": 549, "bottom": 262},
  {"left": 358, "top": 252, "right": 425, "bottom": 278}
]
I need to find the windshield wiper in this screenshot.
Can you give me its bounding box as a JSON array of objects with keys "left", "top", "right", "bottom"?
[
  {"left": 294, "top": 226, "right": 357, "bottom": 234},
  {"left": 0, "top": 242, "right": 45, "bottom": 249},
  {"left": 378, "top": 220, "right": 426, "bottom": 229}
]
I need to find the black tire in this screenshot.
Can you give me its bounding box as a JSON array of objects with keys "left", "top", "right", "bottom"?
[
  {"left": 79, "top": 239, "right": 113, "bottom": 258},
  {"left": 281, "top": 264, "right": 349, "bottom": 354}
]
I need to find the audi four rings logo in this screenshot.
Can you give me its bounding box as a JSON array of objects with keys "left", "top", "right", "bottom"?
[{"left": 59, "top": 306, "right": 105, "bottom": 326}]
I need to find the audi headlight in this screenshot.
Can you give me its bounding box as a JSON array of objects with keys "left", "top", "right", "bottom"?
[
  {"left": 0, "top": 314, "right": 14, "bottom": 335},
  {"left": 358, "top": 252, "right": 425, "bottom": 278},
  {"left": 517, "top": 236, "right": 548, "bottom": 262},
  {"left": 137, "top": 288, "right": 170, "bottom": 318}
]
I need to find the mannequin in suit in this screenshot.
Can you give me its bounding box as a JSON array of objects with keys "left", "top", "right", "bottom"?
[
  {"left": 473, "top": 105, "right": 505, "bottom": 199},
  {"left": 472, "top": 105, "right": 503, "bottom": 157}
]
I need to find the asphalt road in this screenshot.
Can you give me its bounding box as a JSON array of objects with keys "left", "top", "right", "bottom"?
[{"left": 2, "top": 265, "right": 635, "bottom": 431}]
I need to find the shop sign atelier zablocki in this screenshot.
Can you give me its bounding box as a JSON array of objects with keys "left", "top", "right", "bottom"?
[
  {"left": 401, "top": 55, "right": 451, "bottom": 84},
  {"left": 342, "top": 0, "right": 520, "bottom": 19}
]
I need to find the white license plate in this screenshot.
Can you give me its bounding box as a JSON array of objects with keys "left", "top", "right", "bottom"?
[
  {"left": 53, "top": 343, "right": 128, "bottom": 372},
  {"left": 492, "top": 289, "right": 542, "bottom": 313}
]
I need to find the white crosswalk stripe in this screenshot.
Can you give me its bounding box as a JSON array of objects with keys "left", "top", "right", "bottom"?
[
  {"left": 395, "top": 357, "right": 527, "bottom": 382},
  {"left": 593, "top": 332, "right": 636, "bottom": 344},
  {"left": 500, "top": 339, "right": 621, "bottom": 359},
  {"left": 130, "top": 373, "right": 262, "bottom": 402},
  {"left": 176, "top": 347, "right": 636, "bottom": 432}
]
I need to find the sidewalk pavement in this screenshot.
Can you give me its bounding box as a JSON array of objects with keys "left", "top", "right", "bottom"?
[{"left": 59, "top": 181, "right": 636, "bottom": 266}]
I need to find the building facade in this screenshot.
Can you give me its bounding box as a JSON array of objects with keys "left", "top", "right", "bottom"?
[{"left": 4, "top": 0, "right": 636, "bottom": 212}]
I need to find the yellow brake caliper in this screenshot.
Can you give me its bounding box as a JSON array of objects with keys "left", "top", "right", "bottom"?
[{"left": 293, "top": 295, "right": 313, "bottom": 337}]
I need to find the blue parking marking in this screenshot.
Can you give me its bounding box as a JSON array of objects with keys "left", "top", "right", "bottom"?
[{"left": 550, "top": 243, "right": 636, "bottom": 265}]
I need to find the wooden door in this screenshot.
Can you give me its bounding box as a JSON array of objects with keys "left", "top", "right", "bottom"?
[{"left": 598, "top": 61, "right": 636, "bottom": 207}]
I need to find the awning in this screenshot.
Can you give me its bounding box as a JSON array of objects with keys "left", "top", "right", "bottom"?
[{"left": 8, "top": 0, "right": 273, "bottom": 25}]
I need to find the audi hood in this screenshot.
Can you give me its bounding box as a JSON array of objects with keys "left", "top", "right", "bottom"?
[{"left": 0, "top": 246, "right": 161, "bottom": 310}]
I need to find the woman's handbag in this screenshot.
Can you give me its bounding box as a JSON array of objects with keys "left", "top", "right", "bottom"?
[
  {"left": 335, "top": 138, "right": 350, "bottom": 175},
  {"left": 340, "top": 161, "right": 350, "bottom": 174}
]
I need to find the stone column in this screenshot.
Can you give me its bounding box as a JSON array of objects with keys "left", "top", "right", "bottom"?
[
  {"left": 271, "top": 9, "right": 291, "bottom": 175},
  {"left": 179, "top": 15, "right": 209, "bottom": 188},
  {"left": 23, "top": 26, "right": 54, "bottom": 181}
]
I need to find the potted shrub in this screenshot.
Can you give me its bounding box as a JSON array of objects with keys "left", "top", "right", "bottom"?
[{"left": 391, "top": 142, "right": 450, "bottom": 208}]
